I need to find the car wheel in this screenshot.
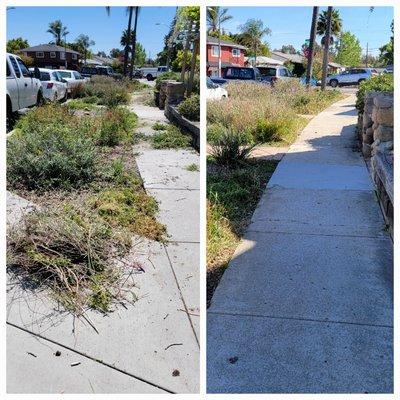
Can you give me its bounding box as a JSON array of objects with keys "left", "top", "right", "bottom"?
[
  {"left": 146, "top": 74, "right": 153, "bottom": 81},
  {"left": 36, "top": 91, "right": 45, "bottom": 106},
  {"left": 330, "top": 79, "right": 338, "bottom": 88}
]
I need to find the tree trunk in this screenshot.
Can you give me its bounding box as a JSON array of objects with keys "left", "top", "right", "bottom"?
[
  {"left": 187, "top": 29, "right": 199, "bottom": 97},
  {"left": 124, "top": 7, "right": 133, "bottom": 76},
  {"left": 321, "top": 6, "right": 333, "bottom": 90},
  {"left": 129, "top": 7, "right": 139, "bottom": 80},
  {"left": 180, "top": 20, "right": 192, "bottom": 84},
  {"left": 305, "top": 6, "right": 319, "bottom": 88}
]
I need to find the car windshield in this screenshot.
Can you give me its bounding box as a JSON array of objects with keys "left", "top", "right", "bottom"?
[
  {"left": 258, "top": 67, "right": 277, "bottom": 77},
  {"left": 225, "top": 68, "right": 254, "bottom": 79},
  {"left": 58, "top": 71, "right": 72, "bottom": 78}
]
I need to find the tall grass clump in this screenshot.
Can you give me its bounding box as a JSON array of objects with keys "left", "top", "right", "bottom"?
[
  {"left": 178, "top": 94, "right": 200, "bottom": 121},
  {"left": 8, "top": 105, "right": 97, "bottom": 190},
  {"left": 7, "top": 204, "right": 133, "bottom": 314}
]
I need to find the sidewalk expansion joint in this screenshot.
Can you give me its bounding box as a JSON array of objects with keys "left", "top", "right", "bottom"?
[
  {"left": 7, "top": 321, "right": 176, "bottom": 394},
  {"left": 246, "top": 228, "right": 390, "bottom": 240},
  {"left": 163, "top": 245, "right": 200, "bottom": 348},
  {"left": 208, "top": 310, "right": 393, "bottom": 329}
]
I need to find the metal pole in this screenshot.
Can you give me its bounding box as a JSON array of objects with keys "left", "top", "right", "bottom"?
[
  {"left": 218, "top": 15, "right": 221, "bottom": 76},
  {"left": 366, "top": 42, "right": 369, "bottom": 67},
  {"left": 321, "top": 6, "right": 333, "bottom": 90},
  {"left": 306, "top": 6, "right": 319, "bottom": 87},
  {"left": 64, "top": 33, "right": 67, "bottom": 69}
]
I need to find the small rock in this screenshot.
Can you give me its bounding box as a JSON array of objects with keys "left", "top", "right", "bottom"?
[
  {"left": 228, "top": 356, "right": 238, "bottom": 364},
  {"left": 172, "top": 369, "right": 180, "bottom": 377},
  {"left": 54, "top": 350, "right": 61, "bottom": 357}
]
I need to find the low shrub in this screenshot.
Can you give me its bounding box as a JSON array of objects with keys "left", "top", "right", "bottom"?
[
  {"left": 210, "top": 128, "right": 256, "bottom": 167},
  {"left": 67, "top": 98, "right": 99, "bottom": 110},
  {"left": 152, "top": 122, "right": 168, "bottom": 131},
  {"left": 178, "top": 94, "right": 200, "bottom": 121},
  {"left": 7, "top": 204, "right": 132, "bottom": 314},
  {"left": 8, "top": 107, "right": 98, "bottom": 190},
  {"left": 356, "top": 73, "right": 394, "bottom": 113},
  {"left": 155, "top": 71, "right": 180, "bottom": 91},
  {"left": 96, "top": 108, "right": 137, "bottom": 147},
  {"left": 152, "top": 125, "right": 191, "bottom": 149},
  {"left": 84, "top": 76, "right": 130, "bottom": 107},
  {"left": 69, "top": 83, "right": 86, "bottom": 99}
]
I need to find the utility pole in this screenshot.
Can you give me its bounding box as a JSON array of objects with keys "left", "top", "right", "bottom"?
[
  {"left": 366, "top": 42, "right": 369, "bottom": 67},
  {"left": 321, "top": 6, "right": 333, "bottom": 90},
  {"left": 218, "top": 13, "right": 222, "bottom": 76},
  {"left": 64, "top": 32, "right": 68, "bottom": 69},
  {"left": 305, "top": 6, "right": 319, "bottom": 87}
]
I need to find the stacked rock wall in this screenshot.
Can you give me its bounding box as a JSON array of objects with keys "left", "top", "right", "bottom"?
[{"left": 360, "top": 91, "right": 393, "bottom": 232}]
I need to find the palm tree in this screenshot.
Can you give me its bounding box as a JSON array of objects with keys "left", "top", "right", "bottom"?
[
  {"left": 106, "top": 7, "right": 133, "bottom": 76},
  {"left": 317, "top": 8, "right": 342, "bottom": 45},
  {"left": 238, "top": 19, "right": 271, "bottom": 64},
  {"left": 129, "top": 7, "right": 140, "bottom": 79},
  {"left": 207, "top": 7, "right": 232, "bottom": 35},
  {"left": 75, "top": 34, "right": 95, "bottom": 65},
  {"left": 120, "top": 29, "right": 133, "bottom": 49},
  {"left": 47, "top": 20, "right": 69, "bottom": 45}
]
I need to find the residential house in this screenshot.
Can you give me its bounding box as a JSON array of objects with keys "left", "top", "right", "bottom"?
[
  {"left": 270, "top": 51, "right": 306, "bottom": 76},
  {"left": 20, "top": 44, "right": 81, "bottom": 70},
  {"left": 206, "top": 36, "right": 247, "bottom": 76}
]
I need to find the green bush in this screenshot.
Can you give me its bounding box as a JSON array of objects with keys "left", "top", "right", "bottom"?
[
  {"left": 152, "top": 125, "right": 191, "bottom": 149},
  {"left": 155, "top": 72, "right": 180, "bottom": 91},
  {"left": 178, "top": 95, "right": 200, "bottom": 121},
  {"left": 8, "top": 113, "right": 97, "bottom": 190},
  {"left": 84, "top": 76, "right": 130, "bottom": 107},
  {"left": 210, "top": 128, "right": 256, "bottom": 167},
  {"left": 96, "top": 108, "right": 137, "bottom": 146},
  {"left": 356, "top": 74, "right": 394, "bottom": 113}
]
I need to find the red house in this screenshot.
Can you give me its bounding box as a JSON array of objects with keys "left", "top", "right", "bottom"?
[{"left": 206, "top": 36, "right": 246, "bottom": 77}]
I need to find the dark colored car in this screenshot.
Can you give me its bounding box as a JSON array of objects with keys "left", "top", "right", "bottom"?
[
  {"left": 223, "top": 66, "right": 262, "bottom": 82},
  {"left": 210, "top": 76, "right": 228, "bottom": 86},
  {"left": 81, "top": 66, "right": 122, "bottom": 80}
]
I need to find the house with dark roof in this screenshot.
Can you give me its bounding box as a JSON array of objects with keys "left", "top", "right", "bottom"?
[
  {"left": 206, "top": 36, "right": 247, "bottom": 76},
  {"left": 20, "top": 44, "right": 81, "bottom": 70}
]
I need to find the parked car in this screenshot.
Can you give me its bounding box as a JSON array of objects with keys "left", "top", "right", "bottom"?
[
  {"left": 55, "top": 69, "right": 87, "bottom": 93},
  {"left": 6, "top": 52, "right": 43, "bottom": 131},
  {"left": 29, "top": 68, "right": 67, "bottom": 102},
  {"left": 139, "top": 66, "right": 169, "bottom": 81},
  {"left": 257, "top": 65, "right": 295, "bottom": 84},
  {"left": 206, "top": 77, "right": 228, "bottom": 100},
  {"left": 81, "top": 65, "right": 122, "bottom": 80},
  {"left": 222, "top": 66, "right": 263, "bottom": 82},
  {"left": 327, "top": 68, "right": 377, "bottom": 87}
]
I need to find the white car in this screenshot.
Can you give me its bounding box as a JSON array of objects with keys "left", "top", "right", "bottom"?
[
  {"left": 29, "top": 68, "right": 67, "bottom": 102},
  {"left": 139, "top": 66, "right": 168, "bottom": 81},
  {"left": 206, "top": 77, "right": 228, "bottom": 100},
  {"left": 55, "top": 69, "right": 87, "bottom": 93},
  {"left": 6, "top": 52, "right": 43, "bottom": 131}
]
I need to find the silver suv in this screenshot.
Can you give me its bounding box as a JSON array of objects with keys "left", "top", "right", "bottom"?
[{"left": 328, "top": 68, "right": 377, "bottom": 87}]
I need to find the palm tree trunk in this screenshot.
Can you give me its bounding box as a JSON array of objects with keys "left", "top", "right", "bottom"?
[
  {"left": 129, "top": 7, "right": 139, "bottom": 80},
  {"left": 321, "top": 6, "right": 333, "bottom": 90},
  {"left": 124, "top": 7, "right": 133, "bottom": 76},
  {"left": 187, "top": 29, "right": 199, "bottom": 96},
  {"left": 305, "top": 6, "right": 319, "bottom": 87}
]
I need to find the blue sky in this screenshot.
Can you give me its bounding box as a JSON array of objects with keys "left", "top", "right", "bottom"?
[
  {"left": 7, "top": 6, "right": 177, "bottom": 58},
  {"left": 220, "top": 7, "right": 393, "bottom": 56}
]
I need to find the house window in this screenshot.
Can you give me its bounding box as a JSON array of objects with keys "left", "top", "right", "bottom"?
[
  {"left": 50, "top": 52, "right": 56, "bottom": 58},
  {"left": 232, "top": 48, "right": 240, "bottom": 57},
  {"left": 60, "top": 51, "right": 66, "bottom": 60},
  {"left": 36, "top": 51, "right": 44, "bottom": 58},
  {"left": 211, "top": 45, "right": 220, "bottom": 57},
  {"left": 72, "top": 53, "right": 77, "bottom": 60}
]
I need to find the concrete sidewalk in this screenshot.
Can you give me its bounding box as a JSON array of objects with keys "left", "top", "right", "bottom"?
[
  {"left": 6, "top": 91, "right": 199, "bottom": 394},
  {"left": 207, "top": 95, "right": 393, "bottom": 393}
]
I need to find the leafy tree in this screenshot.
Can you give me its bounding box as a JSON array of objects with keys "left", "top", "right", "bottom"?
[
  {"left": 379, "top": 20, "right": 394, "bottom": 65},
  {"left": 207, "top": 7, "right": 232, "bottom": 35},
  {"left": 110, "top": 48, "right": 122, "bottom": 58},
  {"left": 7, "top": 37, "right": 29, "bottom": 53},
  {"left": 335, "top": 31, "right": 362, "bottom": 67},
  {"left": 96, "top": 51, "right": 107, "bottom": 58},
  {"left": 238, "top": 19, "right": 271, "bottom": 62},
  {"left": 171, "top": 49, "right": 199, "bottom": 71},
  {"left": 121, "top": 29, "right": 133, "bottom": 49},
  {"left": 75, "top": 34, "right": 95, "bottom": 64},
  {"left": 134, "top": 42, "right": 146, "bottom": 66},
  {"left": 47, "top": 20, "right": 69, "bottom": 45},
  {"left": 317, "top": 8, "right": 342, "bottom": 45},
  {"left": 280, "top": 44, "right": 297, "bottom": 54}
]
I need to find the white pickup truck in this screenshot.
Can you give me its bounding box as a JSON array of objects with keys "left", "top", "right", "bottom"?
[
  {"left": 6, "top": 52, "right": 44, "bottom": 131},
  {"left": 139, "top": 65, "right": 169, "bottom": 81}
]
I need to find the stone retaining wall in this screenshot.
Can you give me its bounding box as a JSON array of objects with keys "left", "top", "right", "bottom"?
[{"left": 360, "top": 90, "right": 393, "bottom": 232}]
